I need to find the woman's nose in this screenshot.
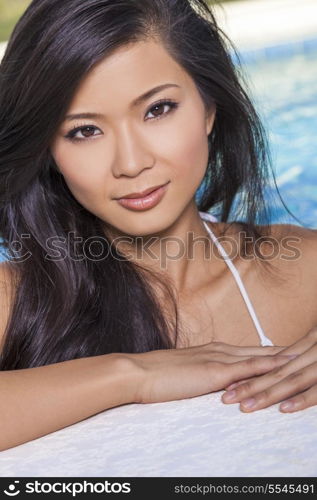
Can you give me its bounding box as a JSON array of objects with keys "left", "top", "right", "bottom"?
[{"left": 111, "top": 124, "right": 155, "bottom": 177}]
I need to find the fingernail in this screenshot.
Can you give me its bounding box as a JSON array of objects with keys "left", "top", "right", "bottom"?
[
  {"left": 226, "top": 383, "right": 238, "bottom": 391},
  {"left": 280, "top": 401, "right": 295, "bottom": 411},
  {"left": 223, "top": 390, "right": 236, "bottom": 401},
  {"left": 241, "top": 398, "right": 256, "bottom": 408}
]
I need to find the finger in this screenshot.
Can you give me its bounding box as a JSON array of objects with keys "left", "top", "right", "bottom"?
[
  {"left": 221, "top": 331, "right": 317, "bottom": 406},
  {"left": 276, "top": 327, "right": 317, "bottom": 357},
  {"left": 225, "top": 354, "right": 298, "bottom": 389},
  {"left": 224, "top": 361, "right": 317, "bottom": 413},
  {"left": 219, "top": 353, "right": 294, "bottom": 364},
  {"left": 225, "top": 379, "right": 250, "bottom": 391},
  {"left": 222, "top": 354, "right": 304, "bottom": 403},
  {"left": 223, "top": 355, "right": 295, "bottom": 388},
  {"left": 280, "top": 384, "right": 317, "bottom": 413},
  {"left": 223, "top": 356, "right": 301, "bottom": 403},
  {"left": 224, "top": 348, "right": 314, "bottom": 397},
  {"left": 215, "top": 343, "right": 286, "bottom": 357}
]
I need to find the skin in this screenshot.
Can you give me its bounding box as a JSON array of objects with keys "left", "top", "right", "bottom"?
[
  {"left": 49, "top": 38, "right": 317, "bottom": 413},
  {"left": 50, "top": 38, "right": 217, "bottom": 294},
  {"left": 222, "top": 327, "right": 317, "bottom": 414}
]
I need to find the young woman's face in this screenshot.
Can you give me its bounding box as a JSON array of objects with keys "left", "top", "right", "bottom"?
[{"left": 50, "top": 38, "right": 216, "bottom": 236}]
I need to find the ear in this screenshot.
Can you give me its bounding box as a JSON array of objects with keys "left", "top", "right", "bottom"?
[{"left": 205, "top": 104, "right": 216, "bottom": 136}]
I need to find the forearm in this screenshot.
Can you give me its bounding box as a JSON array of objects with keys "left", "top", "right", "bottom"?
[{"left": 0, "top": 353, "right": 137, "bottom": 451}]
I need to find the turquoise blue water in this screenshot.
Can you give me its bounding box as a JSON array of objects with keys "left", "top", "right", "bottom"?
[{"left": 243, "top": 47, "right": 317, "bottom": 228}]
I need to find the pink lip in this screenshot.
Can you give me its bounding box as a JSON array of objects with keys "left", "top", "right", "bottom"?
[
  {"left": 116, "top": 182, "right": 170, "bottom": 211},
  {"left": 117, "top": 183, "right": 167, "bottom": 199}
]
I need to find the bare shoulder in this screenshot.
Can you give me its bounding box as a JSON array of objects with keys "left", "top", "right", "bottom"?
[
  {"left": 0, "top": 260, "right": 14, "bottom": 279},
  {"left": 269, "top": 222, "right": 317, "bottom": 241},
  {"left": 264, "top": 223, "right": 317, "bottom": 330},
  {"left": 214, "top": 220, "right": 317, "bottom": 263},
  {"left": 0, "top": 260, "right": 20, "bottom": 288},
  {"left": 257, "top": 222, "right": 317, "bottom": 278},
  {"left": 269, "top": 223, "right": 317, "bottom": 269},
  {"left": 211, "top": 221, "right": 317, "bottom": 342},
  {"left": 0, "top": 261, "right": 19, "bottom": 351},
  {"left": 0, "top": 260, "right": 14, "bottom": 291}
]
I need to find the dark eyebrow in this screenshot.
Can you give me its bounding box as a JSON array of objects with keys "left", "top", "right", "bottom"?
[{"left": 64, "top": 83, "right": 180, "bottom": 121}]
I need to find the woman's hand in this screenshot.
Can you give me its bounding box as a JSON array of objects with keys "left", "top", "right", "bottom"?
[
  {"left": 221, "top": 327, "right": 317, "bottom": 413},
  {"left": 126, "top": 341, "right": 294, "bottom": 404}
]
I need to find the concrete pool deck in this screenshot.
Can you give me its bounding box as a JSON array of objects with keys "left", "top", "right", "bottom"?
[{"left": 0, "top": 0, "right": 317, "bottom": 61}]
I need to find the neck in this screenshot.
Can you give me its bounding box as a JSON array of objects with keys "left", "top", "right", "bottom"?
[{"left": 108, "top": 203, "right": 220, "bottom": 295}]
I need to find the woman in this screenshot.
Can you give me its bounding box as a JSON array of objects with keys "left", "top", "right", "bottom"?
[{"left": 0, "top": 0, "right": 316, "bottom": 451}]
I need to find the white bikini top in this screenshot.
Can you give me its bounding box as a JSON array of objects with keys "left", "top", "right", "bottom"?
[{"left": 199, "top": 211, "right": 274, "bottom": 347}]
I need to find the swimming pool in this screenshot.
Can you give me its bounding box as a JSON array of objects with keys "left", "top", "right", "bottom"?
[{"left": 240, "top": 43, "right": 317, "bottom": 229}]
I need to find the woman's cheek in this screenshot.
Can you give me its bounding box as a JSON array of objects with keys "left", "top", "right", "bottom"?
[
  {"left": 171, "top": 122, "right": 209, "bottom": 182},
  {"left": 53, "top": 146, "right": 107, "bottom": 196}
]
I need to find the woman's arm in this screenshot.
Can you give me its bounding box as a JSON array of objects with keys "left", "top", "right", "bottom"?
[
  {"left": 0, "top": 263, "right": 295, "bottom": 451},
  {"left": 0, "top": 262, "right": 139, "bottom": 451},
  {"left": 0, "top": 345, "right": 292, "bottom": 452},
  {"left": 0, "top": 353, "right": 138, "bottom": 451}
]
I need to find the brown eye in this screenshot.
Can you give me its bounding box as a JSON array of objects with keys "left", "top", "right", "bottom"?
[
  {"left": 150, "top": 103, "right": 165, "bottom": 118},
  {"left": 81, "top": 126, "right": 95, "bottom": 137},
  {"left": 65, "top": 125, "right": 102, "bottom": 142},
  {"left": 146, "top": 100, "right": 179, "bottom": 121}
]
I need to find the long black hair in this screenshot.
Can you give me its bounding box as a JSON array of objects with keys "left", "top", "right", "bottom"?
[{"left": 0, "top": 0, "right": 285, "bottom": 369}]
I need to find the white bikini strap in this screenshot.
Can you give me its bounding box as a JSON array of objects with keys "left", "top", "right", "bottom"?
[{"left": 201, "top": 219, "right": 274, "bottom": 347}]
